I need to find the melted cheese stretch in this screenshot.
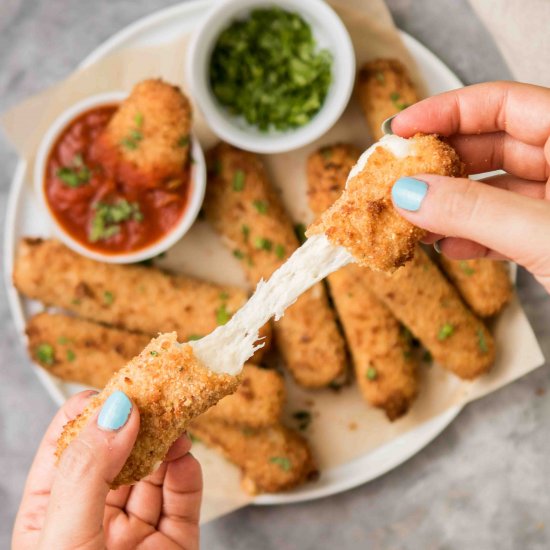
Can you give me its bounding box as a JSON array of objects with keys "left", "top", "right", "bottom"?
[{"left": 191, "top": 235, "right": 352, "bottom": 374}]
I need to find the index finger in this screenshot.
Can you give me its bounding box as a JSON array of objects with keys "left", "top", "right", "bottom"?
[{"left": 392, "top": 81, "right": 550, "bottom": 146}]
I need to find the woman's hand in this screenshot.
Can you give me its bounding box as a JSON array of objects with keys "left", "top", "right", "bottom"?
[
  {"left": 389, "top": 81, "right": 550, "bottom": 292},
  {"left": 12, "top": 390, "right": 201, "bottom": 550}
]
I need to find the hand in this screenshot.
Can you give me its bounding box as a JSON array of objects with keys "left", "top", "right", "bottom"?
[
  {"left": 389, "top": 81, "right": 550, "bottom": 292},
  {"left": 12, "top": 390, "right": 201, "bottom": 550}
]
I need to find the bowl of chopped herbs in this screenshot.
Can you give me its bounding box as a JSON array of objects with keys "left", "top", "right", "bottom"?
[{"left": 187, "top": 0, "right": 355, "bottom": 153}]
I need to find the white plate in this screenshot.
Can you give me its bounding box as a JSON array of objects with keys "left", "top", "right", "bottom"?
[{"left": 3, "top": 0, "right": 464, "bottom": 506}]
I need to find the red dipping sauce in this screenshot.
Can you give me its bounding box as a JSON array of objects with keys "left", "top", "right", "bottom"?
[{"left": 44, "top": 105, "right": 190, "bottom": 255}]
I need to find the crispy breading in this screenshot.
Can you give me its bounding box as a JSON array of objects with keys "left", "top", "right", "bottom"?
[
  {"left": 13, "top": 238, "right": 271, "bottom": 360},
  {"left": 307, "top": 134, "right": 465, "bottom": 273},
  {"left": 201, "top": 364, "right": 285, "bottom": 428},
  {"left": 26, "top": 312, "right": 149, "bottom": 388},
  {"left": 189, "top": 418, "right": 318, "bottom": 494},
  {"left": 307, "top": 144, "right": 418, "bottom": 420},
  {"left": 204, "top": 143, "right": 346, "bottom": 388},
  {"left": 364, "top": 247, "right": 495, "bottom": 379},
  {"left": 56, "top": 333, "right": 239, "bottom": 488},
  {"left": 357, "top": 58, "right": 420, "bottom": 140},
  {"left": 439, "top": 257, "right": 513, "bottom": 317},
  {"left": 95, "top": 79, "right": 191, "bottom": 188}
]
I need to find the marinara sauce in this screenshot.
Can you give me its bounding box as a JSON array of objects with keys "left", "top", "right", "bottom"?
[{"left": 44, "top": 105, "right": 190, "bottom": 254}]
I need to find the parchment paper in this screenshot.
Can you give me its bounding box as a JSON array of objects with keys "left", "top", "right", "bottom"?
[{"left": 1, "top": 0, "right": 545, "bottom": 524}]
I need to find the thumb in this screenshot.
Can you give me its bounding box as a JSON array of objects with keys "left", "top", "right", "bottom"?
[
  {"left": 390, "top": 174, "right": 550, "bottom": 273},
  {"left": 39, "top": 391, "right": 139, "bottom": 549}
]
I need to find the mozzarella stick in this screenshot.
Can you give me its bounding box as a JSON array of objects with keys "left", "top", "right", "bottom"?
[
  {"left": 204, "top": 143, "right": 346, "bottom": 388},
  {"left": 307, "top": 144, "right": 418, "bottom": 420},
  {"left": 307, "top": 134, "right": 465, "bottom": 273},
  {"left": 189, "top": 418, "right": 318, "bottom": 494},
  {"left": 365, "top": 248, "right": 495, "bottom": 379},
  {"left": 13, "top": 238, "right": 271, "bottom": 359},
  {"left": 438, "top": 257, "right": 513, "bottom": 317},
  {"left": 356, "top": 58, "right": 420, "bottom": 140},
  {"left": 26, "top": 312, "right": 150, "bottom": 388},
  {"left": 56, "top": 332, "right": 239, "bottom": 488},
  {"left": 202, "top": 364, "right": 285, "bottom": 428},
  {"left": 95, "top": 79, "right": 192, "bottom": 188}
]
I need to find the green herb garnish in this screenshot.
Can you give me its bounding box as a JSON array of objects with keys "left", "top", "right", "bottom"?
[
  {"left": 269, "top": 456, "right": 292, "bottom": 471},
  {"left": 477, "top": 329, "right": 488, "bottom": 353},
  {"left": 390, "top": 91, "right": 410, "bottom": 111},
  {"left": 189, "top": 433, "right": 201, "bottom": 444},
  {"left": 177, "top": 135, "right": 189, "bottom": 147},
  {"left": 134, "top": 112, "right": 144, "bottom": 128},
  {"left": 294, "top": 223, "right": 307, "bottom": 244},
  {"left": 66, "top": 349, "right": 76, "bottom": 362},
  {"left": 254, "top": 237, "right": 273, "bottom": 251},
  {"left": 89, "top": 200, "right": 143, "bottom": 242},
  {"left": 242, "top": 224, "right": 250, "bottom": 242},
  {"left": 57, "top": 336, "right": 71, "bottom": 345},
  {"left": 103, "top": 291, "right": 115, "bottom": 305},
  {"left": 459, "top": 261, "right": 475, "bottom": 276},
  {"left": 56, "top": 153, "right": 91, "bottom": 188},
  {"left": 220, "top": 291, "right": 229, "bottom": 300},
  {"left": 209, "top": 7, "right": 332, "bottom": 132},
  {"left": 36, "top": 344, "right": 54, "bottom": 365},
  {"left": 232, "top": 170, "right": 245, "bottom": 191},
  {"left": 253, "top": 200, "right": 268, "bottom": 214},
  {"left": 150, "top": 350, "right": 159, "bottom": 357},
  {"left": 121, "top": 129, "right": 143, "bottom": 150},
  {"left": 275, "top": 244, "right": 286, "bottom": 260},
  {"left": 366, "top": 366, "right": 378, "bottom": 380},
  {"left": 233, "top": 249, "right": 245, "bottom": 259},
  {"left": 187, "top": 334, "right": 203, "bottom": 341},
  {"left": 216, "top": 303, "right": 231, "bottom": 325},
  {"left": 437, "top": 323, "right": 455, "bottom": 341}
]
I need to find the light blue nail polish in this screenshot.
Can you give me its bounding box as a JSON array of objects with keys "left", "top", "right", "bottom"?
[
  {"left": 392, "top": 177, "right": 428, "bottom": 211},
  {"left": 381, "top": 114, "right": 397, "bottom": 135},
  {"left": 97, "top": 391, "right": 132, "bottom": 431}
]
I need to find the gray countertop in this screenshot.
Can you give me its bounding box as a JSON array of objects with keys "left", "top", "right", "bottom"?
[{"left": 1, "top": 1, "right": 549, "bottom": 548}]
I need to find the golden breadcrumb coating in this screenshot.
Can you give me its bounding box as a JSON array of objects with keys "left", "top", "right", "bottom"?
[
  {"left": 357, "top": 58, "right": 420, "bottom": 140},
  {"left": 13, "top": 238, "right": 271, "bottom": 360},
  {"left": 439, "top": 257, "right": 513, "bottom": 317},
  {"left": 307, "top": 134, "right": 465, "bottom": 273},
  {"left": 189, "top": 418, "right": 318, "bottom": 494},
  {"left": 204, "top": 143, "right": 346, "bottom": 388},
  {"left": 96, "top": 79, "right": 192, "bottom": 188},
  {"left": 307, "top": 144, "right": 418, "bottom": 420},
  {"left": 365, "top": 247, "right": 495, "bottom": 379},
  {"left": 56, "top": 333, "right": 239, "bottom": 488},
  {"left": 201, "top": 364, "right": 285, "bottom": 428},
  {"left": 26, "top": 313, "right": 149, "bottom": 388}
]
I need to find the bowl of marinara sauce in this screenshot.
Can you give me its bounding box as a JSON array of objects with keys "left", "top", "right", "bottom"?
[{"left": 34, "top": 91, "right": 206, "bottom": 263}]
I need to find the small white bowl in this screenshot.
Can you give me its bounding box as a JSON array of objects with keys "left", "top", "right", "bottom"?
[
  {"left": 34, "top": 91, "right": 206, "bottom": 264},
  {"left": 186, "top": 0, "right": 356, "bottom": 154}
]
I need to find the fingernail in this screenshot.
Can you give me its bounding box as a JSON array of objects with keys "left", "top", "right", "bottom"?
[
  {"left": 97, "top": 391, "right": 132, "bottom": 431},
  {"left": 381, "top": 114, "right": 397, "bottom": 135},
  {"left": 433, "top": 240, "right": 442, "bottom": 254},
  {"left": 392, "top": 177, "right": 428, "bottom": 211}
]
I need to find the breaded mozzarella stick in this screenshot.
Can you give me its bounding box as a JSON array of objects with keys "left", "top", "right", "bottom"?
[
  {"left": 307, "top": 144, "right": 418, "bottom": 420},
  {"left": 204, "top": 143, "right": 346, "bottom": 388}
]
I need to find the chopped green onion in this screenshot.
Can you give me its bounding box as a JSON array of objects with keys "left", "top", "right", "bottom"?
[
  {"left": 232, "top": 170, "right": 245, "bottom": 191},
  {"left": 269, "top": 456, "right": 292, "bottom": 471},
  {"left": 275, "top": 244, "right": 285, "bottom": 259},
  {"left": 89, "top": 200, "right": 143, "bottom": 242},
  {"left": 134, "top": 112, "right": 144, "bottom": 128},
  {"left": 56, "top": 154, "right": 91, "bottom": 188},
  {"left": 366, "top": 366, "right": 378, "bottom": 380},
  {"left": 233, "top": 249, "right": 245, "bottom": 259},
  {"left": 477, "top": 329, "right": 488, "bottom": 353},
  {"left": 253, "top": 200, "right": 268, "bottom": 214},
  {"left": 66, "top": 349, "right": 76, "bottom": 362},
  {"left": 437, "top": 322, "right": 455, "bottom": 341},
  {"left": 390, "top": 91, "right": 410, "bottom": 111},
  {"left": 103, "top": 291, "right": 115, "bottom": 305},
  {"left": 177, "top": 135, "right": 189, "bottom": 147},
  {"left": 242, "top": 224, "right": 250, "bottom": 242},
  {"left": 150, "top": 350, "right": 159, "bottom": 357},
  {"left": 459, "top": 261, "right": 476, "bottom": 276},
  {"left": 187, "top": 334, "right": 203, "bottom": 341},
  {"left": 220, "top": 291, "right": 229, "bottom": 300},
  {"left": 254, "top": 237, "right": 272, "bottom": 251},
  {"left": 36, "top": 344, "right": 54, "bottom": 365},
  {"left": 216, "top": 303, "right": 231, "bottom": 325}
]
